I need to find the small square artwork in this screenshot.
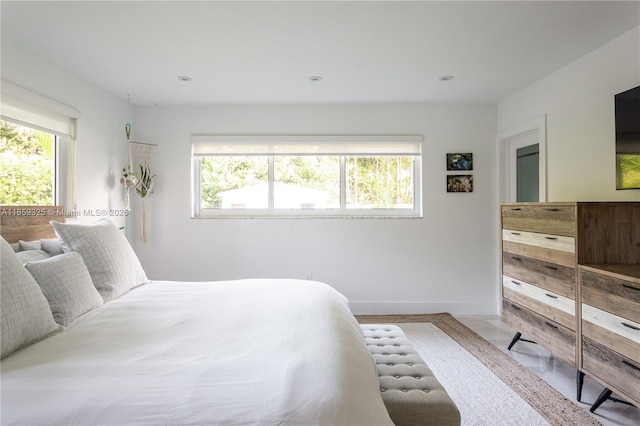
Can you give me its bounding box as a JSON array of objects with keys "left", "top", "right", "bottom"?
[
  {"left": 446, "top": 153, "right": 473, "bottom": 171},
  {"left": 447, "top": 175, "right": 473, "bottom": 192}
]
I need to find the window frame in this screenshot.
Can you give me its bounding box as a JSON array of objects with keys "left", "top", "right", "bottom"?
[
  {"left": 191, "top": 135, "right": 422, "bottom": 218},
  {"left": 0, "top": 119, "right": 68, "bottom": 206},
  {"left": 1, "top": 80, "right": 78, "bottom": 209}
]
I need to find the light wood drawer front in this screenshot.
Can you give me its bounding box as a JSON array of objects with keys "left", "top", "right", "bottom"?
[
  {"left": 583, "top": 336, "right": 640, "bottom": 407},
  {"left": 502, "top": 252, "right": 574, "bottom": 298},
  {"left": 502, "top": 240, "right": 575, "bottom": 268},
  {"left": 503, "top": 229, "right": 575, "bottom": 253},
  {"left": 582, "top": 304, "right": 640, "bottom": 362},
  {"left": 502, "top": 299, "right": 575, "bottom": 366},
  {"left": 501, "top": 204, "right": 575, "bottom": 237},
  {"left": 503, "top": 276, "right": 575, "bottom": 330},
  {"left": 581, "top": 269, "right": 640, "bottom": 324}
]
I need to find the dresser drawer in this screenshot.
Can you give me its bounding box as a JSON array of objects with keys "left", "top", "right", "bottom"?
[
  {"left": 502, "top": 299, "right": 575, "bottom": 366},
  {"left": 501, "top": 204, "right": 575, "bottom": 236},
  {"left": 502, "top": 252, "right": 574, "bottom": 298},
  {"left": 582, "top": 304, "right": 640, "bottom": 363},
  {"left": 583, "top": 336, "right": 640, "bottom": 406},
  {"left": 581, "top": 267, "right": 640, "bottom": 323},
  {"left": 502, "top": 229, "right": 575, "bottom": 253},
  {"left": 503, "top": 276, "right": 575, "bottom": 329},
  {"left": 502, "top": 230, "right": 575, "bottom": 268}
]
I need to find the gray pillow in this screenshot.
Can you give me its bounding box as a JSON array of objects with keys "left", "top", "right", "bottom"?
[
  {"left": 18, "top": 239, "right": 41, "bottom": 251},
  {"left": 19, "top": 238, "right": 63, "bottom": 256},
  {"left": 16, "top": 249, "right": 50, "bottom": 264},
  {"left": 25, "top": 252, "right": 104, "bottom": 326},
  {"left": 1, "top": 237, "right": 63, "bottom": 359},
  {"left": 40, "top": 238, "right": 64, "bottom": 256},
  {"left": 50, "top": 219, "right": 149, "bottom": 301}
]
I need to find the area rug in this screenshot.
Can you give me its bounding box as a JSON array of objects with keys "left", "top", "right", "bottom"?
[{"left": 356, "top": 313, "right": 600, "bottom": 426}]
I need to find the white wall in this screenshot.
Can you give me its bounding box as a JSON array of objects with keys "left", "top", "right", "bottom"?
[
  {"left": 133, "top": 104, "right": 498, "bottom": 314},
  {"left": 1, "top": 36, "right": 134, "bottom": 228},
  {"left": 7, "top": 24, "right": 637, "bottom": 316},
  {"left": 498, "top": 27, "right": 640, "bottom": 202}
]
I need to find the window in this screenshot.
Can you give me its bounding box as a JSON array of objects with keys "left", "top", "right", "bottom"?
[
  {"left": 0, "top": 120, "right": 57, "bottom": 205},
  {"left": 1, "top": 80, "right": 78, "bottom": 207},
  {"left": 192, "top": 135, "right": 422, "bottom": 218}
]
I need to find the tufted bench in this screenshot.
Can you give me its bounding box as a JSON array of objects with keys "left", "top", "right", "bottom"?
[{"left": 361, "top": 324, "right": 461, "bottom": 426}]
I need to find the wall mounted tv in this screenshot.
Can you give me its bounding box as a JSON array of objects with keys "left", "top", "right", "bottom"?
[{"left": 615, "top": 85, "right": 640, "bottom": 190}]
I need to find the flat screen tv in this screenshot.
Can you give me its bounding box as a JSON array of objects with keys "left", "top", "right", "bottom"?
[{"left": 615, "top": 85, "right": 640, "bottom": 190}]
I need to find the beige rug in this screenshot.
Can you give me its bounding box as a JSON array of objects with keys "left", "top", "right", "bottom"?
[{"left": 356, "top": 313, "right": 600, "bottom": 426}]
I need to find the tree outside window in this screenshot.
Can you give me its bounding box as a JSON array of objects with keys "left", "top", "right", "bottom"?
[
  {"left": 192, "top": 135, "right": 422, "bottom": 218},
  {"left": 0, "top": 120, "right": 55, "bottom": 205}
]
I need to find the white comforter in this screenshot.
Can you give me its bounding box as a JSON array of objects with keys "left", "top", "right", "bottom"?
[{"left": 1, "top": 279, "right": 393, "bottom": 425}]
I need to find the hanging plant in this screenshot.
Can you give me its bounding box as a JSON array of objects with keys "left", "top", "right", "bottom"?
[
  {"left": 135, "top": 162, "right": 155, "bottom": 198},
  {"left": 120, "top": 166, "right": 138, "bottom": 187},
  {"left": 120, "top": 123, "right": 138, "bottom": 211}
]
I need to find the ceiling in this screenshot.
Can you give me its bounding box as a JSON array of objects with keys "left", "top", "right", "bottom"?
[{"left": 1, "top": 1, "right": 638, "bottom": 106}]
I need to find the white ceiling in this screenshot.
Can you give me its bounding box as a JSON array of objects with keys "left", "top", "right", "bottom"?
[{"left": 2, "top": 1, "right": 638, "bottom": 106}]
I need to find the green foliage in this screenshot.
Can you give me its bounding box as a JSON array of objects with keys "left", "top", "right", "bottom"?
[
  {"left": 618, "top": 154, "right": 640, "bottom": 189},
  {"left": 200, "top": 154, "right": 414, "bottom": 209},
  {"left": 0, "top": 120, "right": 54, "bottom": 205},
  {"left": 135, "top": 162, "right": 155, "bottom": 198},
  {"left": 122, "top": 166, "right": 136, "bottom": 179},
  {"left": 275, "top": 156, "right": 340, "bottom": 203},
  {"left": 346, "top": 156, "right": 413, "bottom": 208},
  {"left": 201, "top": 156, "right": 268, "bottom": 208},
  {"left": 33, "top": 130, "right": 54, "bottom": 160}
]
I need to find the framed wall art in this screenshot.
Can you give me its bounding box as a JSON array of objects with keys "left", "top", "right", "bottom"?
[
  {"left": 447, "top": 174, "right": 473, "bottom": 192},
  {"left": 446, "top": 153, "right": 473, "bottom": 171}
]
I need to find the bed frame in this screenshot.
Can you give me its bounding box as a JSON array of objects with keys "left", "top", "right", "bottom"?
[{"left": 0, "top": 206, "right": 65, "bottom": 243}]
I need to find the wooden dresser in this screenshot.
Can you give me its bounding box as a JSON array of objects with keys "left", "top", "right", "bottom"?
[
  {"left": 501, "top": 203, "right": 578, "bottom": 365},
  {"left": 580, "top": 265, "right": 640, "bottom": 409},
  {"left": 500, "top": 202, "right": 640, "bottom": 411}
]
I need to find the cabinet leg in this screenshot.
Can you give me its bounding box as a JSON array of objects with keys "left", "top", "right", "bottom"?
[
  {"left": 507, "top": 332, "right": 522, "bottom": 350},
  {"left": 576, "top": 371, "right": 585, "bottom": 402},
  {"left": 507, "top": 331, "right": 536, "bottom": 351},
  {"left": 590, "top": 388, "right": 612, "bottom": 413}
]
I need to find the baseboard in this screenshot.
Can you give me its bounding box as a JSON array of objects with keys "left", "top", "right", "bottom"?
[{"left": 349, "top": 301, "right": 498, "bottom": 316}]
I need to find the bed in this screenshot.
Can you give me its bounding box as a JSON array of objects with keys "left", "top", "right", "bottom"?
[{"left": 0, "top": 206, "right": 393, "bottom": 425}]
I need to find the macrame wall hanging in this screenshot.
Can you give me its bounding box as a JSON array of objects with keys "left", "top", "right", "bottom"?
[
  {"left": 120, "top": 123, "right": 137, "bottom": 211},
  {"left": 120, "top": 123, "right": 157, "bottom": 244}
]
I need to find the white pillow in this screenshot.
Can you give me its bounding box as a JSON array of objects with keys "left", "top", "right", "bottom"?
[
  {"left": 16, "top": 249, "right": 50, "bottom": 264},
  {"left": 1, "top": 237, "right": 62, "bottom": 359},
  {"left": 25, "top": 252, "right": 104, "bottom": 326},
  {"left": 50, "top": 219, "right": 149, "bottom": 301}
]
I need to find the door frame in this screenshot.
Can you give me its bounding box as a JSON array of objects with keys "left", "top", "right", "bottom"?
[
  {"left": 495, "top": 115, "right": 547, "bottom": 315},
  {"left": 511, "top": 135, "right": 539, "bottom": 202},
  {"left": 497, "top": 115, "right": 547, "bottom": 203}
]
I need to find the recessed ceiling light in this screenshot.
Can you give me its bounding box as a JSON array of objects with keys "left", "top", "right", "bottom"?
[
  {"left": 439, "top": 75, "right": 454, "bottom": 81},
  {"left": 177, "top": 76, "right": 193, "bottom": 82},
  {"left": 308, "top": 75, "right": 323, "bottom": 82}
]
